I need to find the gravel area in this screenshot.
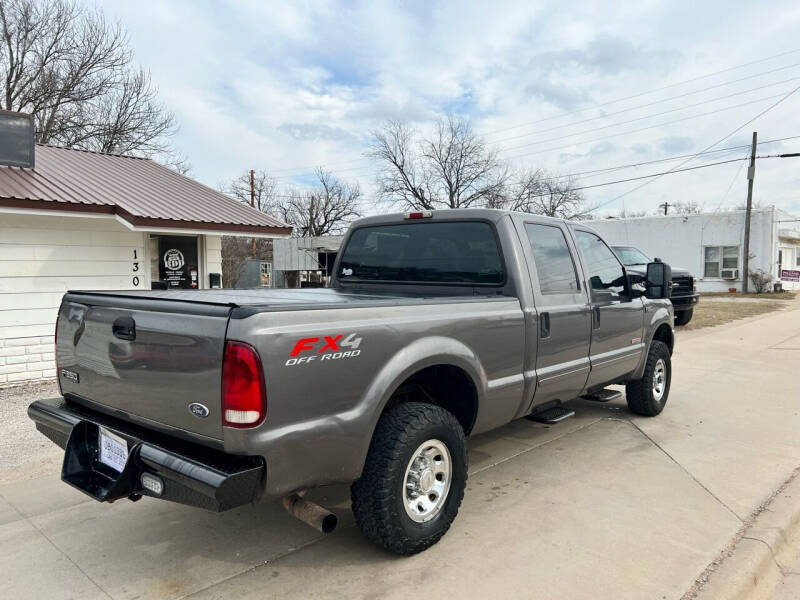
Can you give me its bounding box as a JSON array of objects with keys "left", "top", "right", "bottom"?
[{"left": 0, "top": 380, "right": 63, "bottom": 484}]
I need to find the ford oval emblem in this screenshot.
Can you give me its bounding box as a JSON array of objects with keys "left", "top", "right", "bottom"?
[{"left": 188, "top": 403, "right": 210, "bottom": 418}]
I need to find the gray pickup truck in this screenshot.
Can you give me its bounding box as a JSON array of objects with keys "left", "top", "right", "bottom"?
[{"left": 29, "top": 209, "right": 675, "bottom": 555}]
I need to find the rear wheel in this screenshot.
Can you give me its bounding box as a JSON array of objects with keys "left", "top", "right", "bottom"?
[
  {"left": 674, "top": 308, "right": 694, "bottom": 326},
  {"left": 626, "top": 341, "right": 671, "bottom": 416},
  {"left": 351, "top": 402, "right": 467, "bottom": 555}
]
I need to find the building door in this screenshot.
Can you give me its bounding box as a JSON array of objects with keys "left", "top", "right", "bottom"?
[{"left": 150, "top": 235, "right": 199, "bottom": 289}]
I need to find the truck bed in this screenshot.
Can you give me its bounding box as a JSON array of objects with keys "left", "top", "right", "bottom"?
[{"left": 57, "top": 288, "right": 519, "bottom": 448}]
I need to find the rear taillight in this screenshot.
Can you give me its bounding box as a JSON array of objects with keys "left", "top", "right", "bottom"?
[{"left": 222, "top": 341, "right": 266, "bottom": 428}]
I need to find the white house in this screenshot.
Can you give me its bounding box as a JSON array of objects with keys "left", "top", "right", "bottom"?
[
  {"left": 587, "top": 207, "right": 800, "bottom": 292},
  {"left": 0, "top": 143, "right": 291, "bottom": 386}
]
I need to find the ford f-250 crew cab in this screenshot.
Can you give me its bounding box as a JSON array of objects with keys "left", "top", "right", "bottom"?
[{"left": 28, "top": 209, "right": 675, "bottom": 555}]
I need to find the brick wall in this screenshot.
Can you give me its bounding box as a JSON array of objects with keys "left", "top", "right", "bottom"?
[{"left": 0, "top": 335, "right": 56, "bottom": 385}]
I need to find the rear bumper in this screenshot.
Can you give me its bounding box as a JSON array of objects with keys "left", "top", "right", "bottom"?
[
  {"left": 670, "top": 293, "right": 700, "bottom": 311},
  {"left": 28, "top": 398, "right": 265, "bottom": 512}
]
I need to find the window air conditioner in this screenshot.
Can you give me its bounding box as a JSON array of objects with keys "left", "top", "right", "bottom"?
[{"left": 721, "top": 268, "right": 738, "bottom": 279}]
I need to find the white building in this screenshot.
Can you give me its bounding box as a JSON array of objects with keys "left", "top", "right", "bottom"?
[
  {"left": 0, "top": 144, "right": 291, "bottom": 386},
  {"left": 587, "top": 207, "right": 800, "bottom": 292}
]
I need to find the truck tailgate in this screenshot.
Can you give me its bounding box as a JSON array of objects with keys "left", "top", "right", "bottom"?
[{"left": 56, "top": 292, "right": 233, "bottom": 443}]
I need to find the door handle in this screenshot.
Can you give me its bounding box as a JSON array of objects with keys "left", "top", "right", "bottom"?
[
  {"left": 112, "top": 316, "right": 136, "bottom": 341},
  {"left": 592, "top": 306, "right": 600, "bottom": 329},
  {"left": 540, "top": 312, "right": 550, "bottom": 339}
]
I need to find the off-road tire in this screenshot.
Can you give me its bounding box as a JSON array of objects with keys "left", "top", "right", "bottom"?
[
  {"left": 626, "top": 341, "right": 671, "bottom": 417},
  {"left": 674, "top": 309, "right": 693, "bottom": 326},
  {"left": 351, "top": 402, "right": 467, "bottom": 555}
]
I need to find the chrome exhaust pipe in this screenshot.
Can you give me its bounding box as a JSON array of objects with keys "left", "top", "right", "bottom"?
[{"left": 282, "top": 494, "right": 338, "bottom": 534}]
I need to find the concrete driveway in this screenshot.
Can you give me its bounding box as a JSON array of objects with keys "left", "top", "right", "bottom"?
[{"left": 2, "top": 300, "right": 799, "bottom": 600}]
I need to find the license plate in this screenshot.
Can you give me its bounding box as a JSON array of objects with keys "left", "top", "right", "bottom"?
[{"left": 98, "top": 427, "right": 129, "bottom": 472}]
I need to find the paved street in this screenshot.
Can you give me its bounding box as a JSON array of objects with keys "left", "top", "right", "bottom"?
[{"left": 1, "top": 300, "right": 799, "bottom": 600}]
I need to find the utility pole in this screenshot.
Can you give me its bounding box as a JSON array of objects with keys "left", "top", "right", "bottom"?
[
  {"left": 250, "top": 169, "right": 256, "bottom": 259},
  {"left": 659, "top": 202, "right": 671, "bottom": 216},
  {"left": 742, "top": 132, "right": 757, "bottom": 293}
]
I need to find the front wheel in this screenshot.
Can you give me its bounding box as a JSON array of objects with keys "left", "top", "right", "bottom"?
[
  {"left": 351, "top": 402, "right": 467, "bottom": 555},
  {"left": 674, "top": 308, "right": 694, "bottom": 326},
  {"left": 626, "top": 341, "right": 671, "bottom": 416}
]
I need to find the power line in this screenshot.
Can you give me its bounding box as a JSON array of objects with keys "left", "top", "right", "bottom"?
[
  {"left": 270, "top": 93, "right": 793, "bottom": 183},
  {"left": 484, "top": 154, "right": 787, "bottom": 203},
  {"left": 589, "top": 84, "right": 800, "bottom": 212},
  {"left": 556, "top": 158, "right": 746, "bottom": 192},
  {"left": 507, "top": 136, "right": 800, "bottom": 184},
  {"left": 485, "top": 48, "right": 800, "bottom": 135},
  {"left": 266, "top": 50, "right": 800, "bottom": 177},
  {"left": 245, "top": 135, "right": 800, "bottom": 203},
  {"left": 492, "top": 72, "right": 800, "bottom": 146},
  {"left": 269, "top": 68, "right": 800, "bottom": 180},
  {"left": 710, "top": 152, "right": 749, "bottom": 212},
  {"left": 500, "top": 91, "right": 789, "bottom": 154},
  {"left": 503, "top": 92, "right": 787, "bottom": 161}
]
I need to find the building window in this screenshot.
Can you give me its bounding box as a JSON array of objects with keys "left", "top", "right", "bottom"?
[
  {"left": 796, "top": 247, "right": 800, "bottom": 267},
  {"left": 703, "top": 245, "right": 739, "bottom": 278}
]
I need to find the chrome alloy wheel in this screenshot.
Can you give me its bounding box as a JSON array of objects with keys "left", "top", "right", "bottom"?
[
  {"left": 652, "top": 358, "right": 667, "bottom": 402},
  {"left": 403, "top": 439, "right": 452, "bottom": 523}
]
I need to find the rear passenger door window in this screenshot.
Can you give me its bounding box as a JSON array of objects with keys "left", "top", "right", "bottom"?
[{"left": 524, "top": 224, "right": 580, "bottom": 295}]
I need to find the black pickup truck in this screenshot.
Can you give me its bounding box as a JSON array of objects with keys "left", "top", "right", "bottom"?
[{"left": 612, "top": 246, "right": 699, "bottom": 326}]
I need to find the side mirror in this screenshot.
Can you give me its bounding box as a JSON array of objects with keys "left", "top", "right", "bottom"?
[{"left": 645, "top": 261, "right": 672, "bottom": 299}]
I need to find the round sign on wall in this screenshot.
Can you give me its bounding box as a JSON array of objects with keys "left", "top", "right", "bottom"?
[{"left": 164, "top": 249, "right": 185, "bottom": 271}]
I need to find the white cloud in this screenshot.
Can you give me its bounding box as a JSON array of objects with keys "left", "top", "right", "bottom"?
[{"left": 95, "top": 0, "right": 800, "bottom": 215}]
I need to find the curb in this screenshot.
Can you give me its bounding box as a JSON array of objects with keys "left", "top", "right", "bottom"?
[{"left": 686, "top": 468, "right": 800, "bottom": 600}]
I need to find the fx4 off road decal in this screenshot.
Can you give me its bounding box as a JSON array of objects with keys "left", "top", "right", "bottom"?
[{"left": 285, "top": 333, "right": 362, "bottom": 366}]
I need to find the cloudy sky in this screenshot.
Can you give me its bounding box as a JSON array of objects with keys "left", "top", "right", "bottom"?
[{"left": 95, "top": 0, "right": 800, "bottom": 216}]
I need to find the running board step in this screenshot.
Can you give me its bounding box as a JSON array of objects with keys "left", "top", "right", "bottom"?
[
  {"left": 581, "top": 389, "right": 623, "bottom": 403},
  {"left": 527, "top": 405, "right": 575, "bottom": 424}
]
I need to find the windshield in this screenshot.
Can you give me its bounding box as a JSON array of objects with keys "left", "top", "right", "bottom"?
[
  {"left": 612, "top": 246, "right": 651, "bottom": 266},
  {"left": 338, "top": 221, "right": 504, "bottom": 285}
]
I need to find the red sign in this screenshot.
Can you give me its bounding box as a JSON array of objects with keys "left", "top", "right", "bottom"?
[{"left": 781, "top": 269, "right": 800, "bottom": 282}]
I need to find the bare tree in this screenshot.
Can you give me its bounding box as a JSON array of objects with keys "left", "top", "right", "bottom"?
[
  {"left": 219, "top": 167, "right": 359, "bottom": 285},
  {"left": 500, "top": 169, "right": 592, "bottom": 220},
  {"left": 615, "top": 208, "right": 648, "bottom": 218},
  {"left": 224, "top": 169, "right": 282, "bottom": 215},
  {"left": 285, "top": 168, "right": 361, "bottom": 237},
  {"left": 660, "top": 200, "right": 701, "bottom": 215},
  {"left": 0, "top": 0, "right": 177, "bottom": 158},
  {"left": 368, "top": 116, "right": 507, "bottom": 210}
]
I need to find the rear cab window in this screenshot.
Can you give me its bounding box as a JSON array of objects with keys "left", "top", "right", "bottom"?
[{"left": 338, "top": 221, "right": 505, "bottom": 285}]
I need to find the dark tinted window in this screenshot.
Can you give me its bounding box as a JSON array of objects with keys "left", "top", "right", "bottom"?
[
  {"left": 339, "top": 222, "right": 504, "bottom": 284},
  {"left": 576, "top": 231, "right": 626, "bottom": 297},
  {"left": 525, "top": 224, "right": 579, "bottom": 294}
]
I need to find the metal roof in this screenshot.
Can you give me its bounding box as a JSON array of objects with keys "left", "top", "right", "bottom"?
[{"left": 0, "top": 144, "right": 292, "bottom": 236}]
